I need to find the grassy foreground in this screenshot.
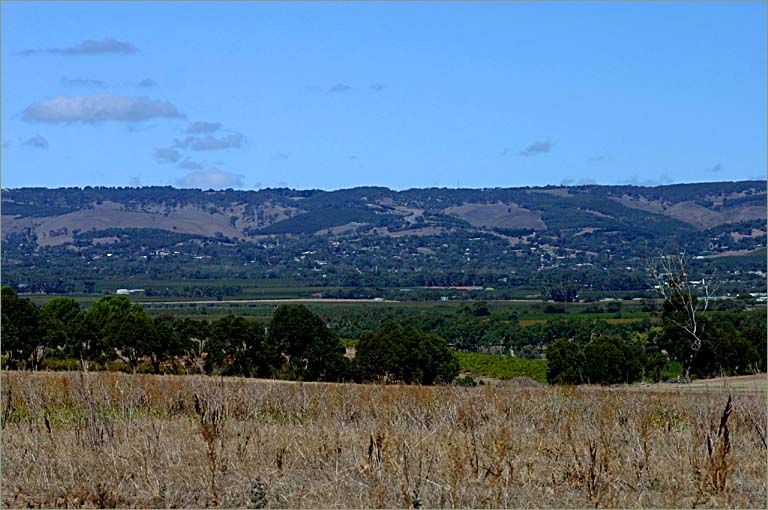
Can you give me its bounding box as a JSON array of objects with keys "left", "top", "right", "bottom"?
[{"left": 2, "top": 371, "right": 766, "bottom": 508}]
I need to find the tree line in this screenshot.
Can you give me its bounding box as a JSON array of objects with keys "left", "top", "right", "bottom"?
[
  {"left": 545, "top": 292, "right": 766, "bottom": 384},
  {"left": 1, "top": 287, "right": 459, "bottom": 384},
  {"left": 3, "top": 285, "right": 764, "bottom": 386}
]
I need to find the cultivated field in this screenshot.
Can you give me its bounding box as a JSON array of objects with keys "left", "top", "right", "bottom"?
[{"left": 2, "top": 371, "right": 766, "bottom": 508}]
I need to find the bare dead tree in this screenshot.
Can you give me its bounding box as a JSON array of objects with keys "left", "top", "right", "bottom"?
[{"left": 647, "top": 250, "right": 715, "bottom": 381}]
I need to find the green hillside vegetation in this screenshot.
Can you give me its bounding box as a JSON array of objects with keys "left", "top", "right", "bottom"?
[{"left": 74, "top": 228, "right": 216, "bottom": 248}]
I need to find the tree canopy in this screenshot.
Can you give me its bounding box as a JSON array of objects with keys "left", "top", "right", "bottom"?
[{"left": 355, "top": 323, "right": 460, "bottom": 384}]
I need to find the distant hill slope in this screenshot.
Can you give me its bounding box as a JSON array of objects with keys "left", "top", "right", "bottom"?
[
  {"left": 2, "top": 181, "right": 765, "bottom": 297},
  {"left": 2, "top": 181, "right": 764, "bottom": 247}
]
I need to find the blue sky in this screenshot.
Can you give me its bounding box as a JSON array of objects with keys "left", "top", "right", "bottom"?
[{"left": 2, "top": 1, "right": 765, "bottom": 190}]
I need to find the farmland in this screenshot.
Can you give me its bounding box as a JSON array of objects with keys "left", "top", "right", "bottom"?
[{"left": 2, "top": 371, "right": 765, "bottom": 508}]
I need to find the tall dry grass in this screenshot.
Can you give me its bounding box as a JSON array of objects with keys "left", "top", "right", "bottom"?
[{"left": 1, "top": 371, "right": 765, "bottom": 508}]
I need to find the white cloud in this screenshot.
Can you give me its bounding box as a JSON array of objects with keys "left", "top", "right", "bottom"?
[
  {"left": 23, "top": 94, "right": 184, "bottom": 123},
  {"left": 20, "top": 37, "right": 138, "bottom": 56},
  {"left": 176, "top": 170, "right": 245, "bottom": 189}
]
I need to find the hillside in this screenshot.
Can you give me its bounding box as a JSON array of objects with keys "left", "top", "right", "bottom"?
[{"left": 2, "top": 181, "right": 765, "bottom": 297}]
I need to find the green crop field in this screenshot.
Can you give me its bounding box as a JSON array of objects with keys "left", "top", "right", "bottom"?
[{"left": 455, "top": 351, "right": 547, "bottom": 383}]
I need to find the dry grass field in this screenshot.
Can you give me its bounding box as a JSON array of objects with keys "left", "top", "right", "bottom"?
[{"left": 2, "top": 371, "right": 766, "bottom": 509}]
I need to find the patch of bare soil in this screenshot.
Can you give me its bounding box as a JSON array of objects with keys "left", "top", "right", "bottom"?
[
  {"left": 703, "top": 248, "right": 764, "bottom": 259},
  {"left": 730, "top": 228, "right": 766, "bottom": 241},
  {"left": 444, "top": 202, "right": 545, "bottom": 229},
  {"left": 527, "top": 188, "right": 572, "bottom": 197},
  {"left": 2, "top": 201, "right": 303, "bottom": 246},
  {"left": 316, "top": 222, "right": 368, "bottom": 236},
  {"left": 612, "top": 196, "right": 766, "bottom": 229},
  {"left": 385, "top": 226, "right": 445, "bottom": 237}
]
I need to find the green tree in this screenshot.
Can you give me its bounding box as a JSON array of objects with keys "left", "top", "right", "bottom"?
[
  {"left": 149, "top": 316, "right": 180, "bottom": 373},
  {"left": 67, "top": 311, "right": 106, "bottom": 369},
  {"left": 173, "top": 318, "right": 211, "bottom": 373},
  {"left": 79, "top": 296, "right": 162, "bottom": 372},
  {"left": 582, "top": 336, "right": 641, "bottom": 385},
  {"left": 689, "top": 321, "right": 760, "bottom": 378},
  {"left": 637, "top": 328, "right": 669, "bottom": 382},
  {"left": 103, "top": 305, "right": 156, "bottom": 372},
  {"left": 208, "top": 315, "right": 276, "bottom": 377},
  {"left": 545, "top": 338, "right": 583, "bottom": 384},
  {"left": 739, "top": 324, "right": 767, "bottom": 373},
  {"left": 39, "top": 297, "right": 82, "bottom": 361},
  {"left": 414, "top": 331, "right": 461, "bottom": 384},
  {"left": 85, "top": 295, "right": 133, "bottom": 332},
  {"left": 355, "top": 323, "right": 459, "bottom": 384},
  {"left": 355, "top": 328, "right": 399, "bottom": 382},
  {"left": 1, "top": 286, "right": 42, "bottom": 369},
  {"left": 268, "top": 305, "right": 348, "bottom": 381},
  {"left": 40, "top": 297, "right": 81, "bottom": 325}
]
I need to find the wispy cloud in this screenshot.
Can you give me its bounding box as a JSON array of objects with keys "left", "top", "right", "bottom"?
[
  {"left": 369, "top": 83, "right": 386, "bottom": 92},
  {"left": 153, "top": 148, "right": 181, "bottom": 164},
  {"left": 560, "top": 177, "right": 598, "bottom": 186},
  {"left": 176, "top": 170, "right": 245, "bottom": 189},
  {"left": 137, "top": 78, "right": 156, "bottom": 88},
  {"left": 129, "top": 176, "right": 141, "bottom": 187},
  {"left": 621, "top": 174, "right": 674, "bottom": 187},
  {"left": 272, "top": 152, "right": 290, "bottom": 160},
  {"left": 184, "top": 121, "right": 222, "bottom": 134},
  {"left": 705, "top": 163, "right": 723, "bottom": 173},
  {"left": 518, "top": 140, "right": 553, "bottom": 157},
  {"left": 589, "top": 154, "right": 611, "bottom": 163},
  {"left": 174, "top": 133, "right": 243, "bottom": 151},
  {"left": 328, "top": 83, "right": 354, "bottom": 93},
  {"left": 61, "top": 77, "right": 107, "bottom": 88},
  {"left": 304, "top": 83, "right": 358, "bottom": 94},
  {"left": 23, "top": 94, "right": 184, "bottom": 123},
  {"left": 22, "top": 135, "right": 49, "bottom": 149},
  {"left": 177, "top": 158, "right": 205, "bottom": 170},
  {"left": 20, "top": 37, "right": 138, "bottom": 56}
]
